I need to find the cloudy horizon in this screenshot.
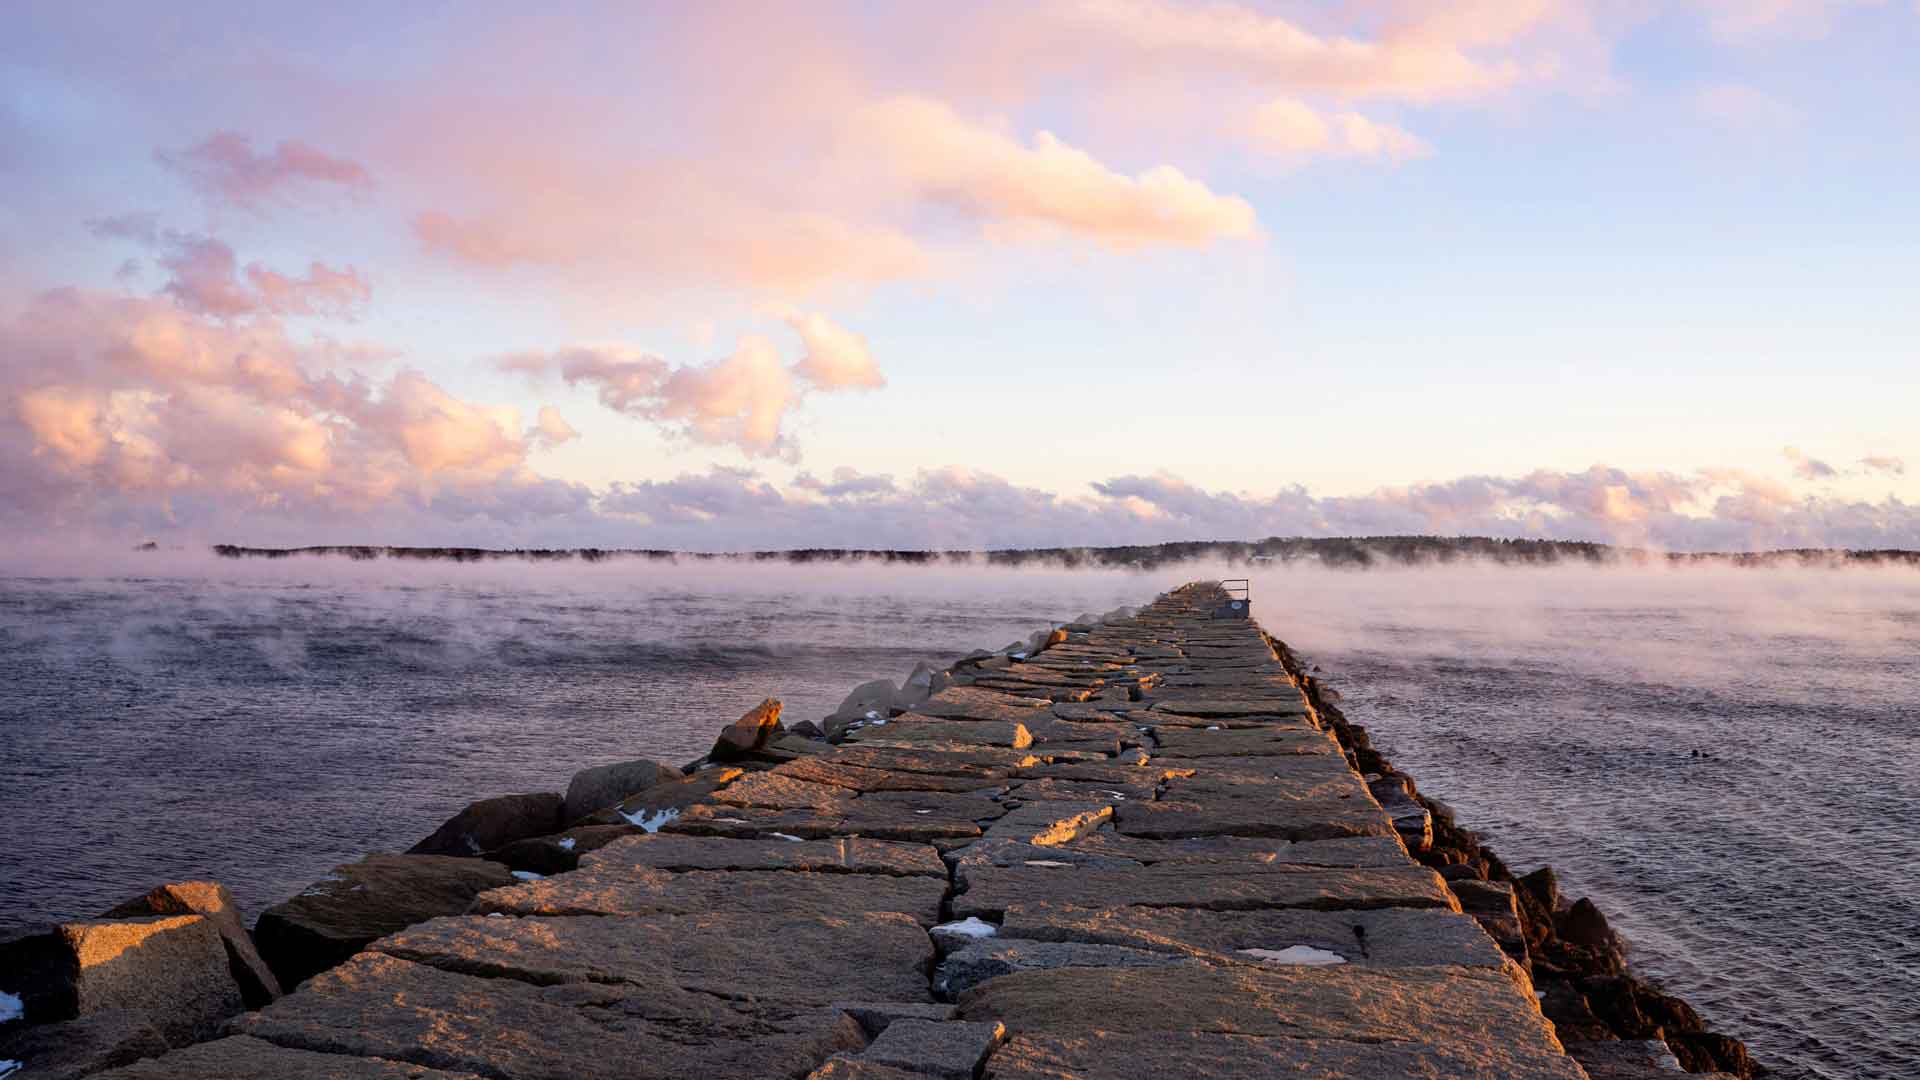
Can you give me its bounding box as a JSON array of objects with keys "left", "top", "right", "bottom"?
[{"left": 4, "top": 2, "right": 1916, "bottom": 552}]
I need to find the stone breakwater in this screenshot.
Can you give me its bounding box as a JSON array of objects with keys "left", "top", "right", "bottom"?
[{"left": 0, "top": 582, "right": 1752, "bottom": 1079}]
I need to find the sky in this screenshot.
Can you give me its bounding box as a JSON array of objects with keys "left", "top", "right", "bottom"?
[{"left": 2, "top": 0, "right": 1917, "bottom": 552}]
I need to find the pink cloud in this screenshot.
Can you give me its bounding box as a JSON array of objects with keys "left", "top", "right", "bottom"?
[
  {"left": 504, "top": 313, "right": 886, "bottom": 459},
  {"left": 1246, "top": 98, "right": 1431, "bottom": 162},
  {"left": 155, "top": 233, "right": 370, "bottom": 319},
  {"left": 1, "top": 287, "right": 553, "bottom": 528},
  {"left": 158, "top": 131, "right": 373, "bottom": 210},
  {"left": 852, "top": 97, "right": 1257, "bottom": 250}
]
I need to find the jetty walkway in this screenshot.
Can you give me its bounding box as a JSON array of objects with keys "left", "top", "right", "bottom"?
[{"left": 47, "top": 583, "right": 1602, "bottom": 1077}]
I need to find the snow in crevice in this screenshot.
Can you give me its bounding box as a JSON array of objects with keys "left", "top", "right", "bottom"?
[
  {"left": 556, "top": 837, "right": 577, "bottom": 852},
  {"left": 770, "top": 832, "right": 806, "bottom": 842},
  {"left": 0, "top": 1059, "right": 21, "bottom": 1078},
  {"left": 1238, "top": 945, "right": 1347, "bottom": 966},
  {"left": 619, "top": 807, "right": 680, "bottom": 832},
  {"left": 0, "top": 990, "right": 21, "bottom": 1023},
  {"left": 932, "top": 916, "right": 998, "bottom": 939},
  {"left": 511, "top": 870, "right": 544, "bottom": 881}
]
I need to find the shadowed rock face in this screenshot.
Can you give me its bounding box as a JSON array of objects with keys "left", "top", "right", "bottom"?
[
  {"left": 560, "top": 759, "right": 680, "bottom": 824},
  {"left": 253, "top": 855, "right": 515, "bottom": 989},
  {"left": 103, "top": 880, "right": 282, "bottom": 1007},
  {"left": 89, "top": 1034, "right": 487, "bottom": 1079},
  {"left": 0, "top": 1009, "right": 169, "bottom": 1080},
  {"left": 0, "top": 915, "right": 243, "bottom": 1047},
  {"left": 407, "top": 793, "right": 565, "bottom": 858}
]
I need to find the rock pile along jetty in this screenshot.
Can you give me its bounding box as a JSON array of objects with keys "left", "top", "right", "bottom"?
[{"left": 0, "top": 581, "right": 1754, "bottom": 1079}]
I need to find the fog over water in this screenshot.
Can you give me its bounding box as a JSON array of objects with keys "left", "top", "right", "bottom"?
[{"left": 0, "top": 554, "right": 1913, "bottom": 1079}]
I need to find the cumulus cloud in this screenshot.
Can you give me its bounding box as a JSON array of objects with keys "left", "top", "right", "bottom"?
[
  {"left": 1860, "top": 455, "right": 1906, "bottom": 476},
  {"left": 531, "top": 406, "right": 579, "bottom": 448},
  {"left": 98, "top": 226, "right": 371, "bottom": 320},
  {"left": 1246, "top": 99, "right": 1431, "bottom": 162},
  {"left": 503, "top": 313, "right": 885, "bottom": 459},
  {"left": 854, "top": 97, "right": 1257, "bottom": 250},
  {"left": 158, "top": 131, "right": 373, "bottom": 210},
  {"left": 0, "top": 287, "right": 560, "bottom": 535}
]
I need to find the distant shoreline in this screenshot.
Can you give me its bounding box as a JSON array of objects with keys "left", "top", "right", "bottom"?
[{"left": 202, "top": 537, "right": 1920, "bottom": 569}]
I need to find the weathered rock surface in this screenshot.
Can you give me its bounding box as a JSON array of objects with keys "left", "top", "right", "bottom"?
[
  {"left": 958, "top": 965, "right": 1583, "bottom": 1077},
  {"left": 584, "top": 833, "right": 947, "bottom": 878},
  {"left": 709, "top": 698, "right": 786, "bottom": 761},
  {"left": 935, "top": 937, "right": 1193, "bottom": 997},
  {"left": 0, "top": 914, "right": 242, "bottom": 1046},
  {"left": 0, "top": 1009, "right": 169, "bottom": 1080},
  {"left": 103, "top": 880, "right": 282, "bottom": 1006},
  {"left": 998, "top": 903, "right": 1511, "bottom": 971},
  {"left": 857, "top": 1018, "right": 1006, "bottom": 1079},
  {"left": 254, "top": 854, "right": 515, "bottom": 989},
  {"left": 577, "top": 767, "right": 744, "bottom": 828},
  {"left": 372, "top": 911, "right": 933, "bottom": 1004},
  {"left": 486, "top": 824, "right": 640, "bottom": 875},
  {"left": 233, "top": 953, "right": 867, "bottom": 1080},
  {"left": 560, "top": 758, "right": 680, "bottom": 823},
  {"left": 985, "top": 1030, "right": 1586, "bottom": 1080},
  {"left": 473, "top": 864, "right": 948, "bottom": 925},
  {"left": 950, "top": 861, "right": 1454, "bottom": 920},
  {"left": 407, "top": 793, "right": 564, "bottom": 858},
  {"left": 89, "top": 1034, "right": 485, "bottom": 1079}
]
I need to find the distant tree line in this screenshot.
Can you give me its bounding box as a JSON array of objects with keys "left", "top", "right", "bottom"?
[{"left": 204, "top": 538, "right": 1920, "bottom": 569}]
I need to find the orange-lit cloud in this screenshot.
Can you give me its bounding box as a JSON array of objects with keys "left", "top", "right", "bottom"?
[{"left": 502, "top": 313, "right": 885, "bottom": 460}]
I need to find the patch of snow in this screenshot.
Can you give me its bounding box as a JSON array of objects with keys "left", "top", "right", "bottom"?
[
  {"left": 864, "top": 710, "right": 881, "bottom": 720},
  {"left": 1206, "top": 725, "right": 1222, "bottom": 731},
  {"left": 1024, "top": 859, "right": 1072, "bottom": 868},
  {"left": 0, "top": 990, "right": 21, "bottom": 1024},
  {"left": 933, "top": 916, "right": 998, "bottom": 939},
  {"left": 1238, "top": 946, "right": 1347, "bottom": 967},
  {"left": 620, "top": 807, "right": 680, "bottom": 833},
  {"left": 557, "top": 838, "right": 577, "bottom": 852},
  {"left": 711, "top": 816, "right": 749, "bottom": 824},
  {"left": 511, "top": 870, "right": 544, "bottom": 881},
  {"left": 914, "top": 809, "right": 933, "bottom": 815},
  {"left": 486, "top": 912, "right": 506, "bottom": 918},
  {"left": 869, "top": 717, "right": 888, "bottom": 726},
  {"left": 770, "top": 832, "right": 806, "bottom": 842},
  {"left": 0, "top": 1059, "right": 21, "bottom": 1078}
]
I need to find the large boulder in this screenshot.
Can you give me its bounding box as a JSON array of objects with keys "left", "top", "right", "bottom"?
[
  {"left": 561, "top": 759, "right": 681, "bottom": 824},
  {"left": 575, "top": 768, "right": 745, "bottom": 830},
  {"left": 0, "top": 915, "right": 243, "bottom": 1046},
  {"left": 253, "top": 854, "right": 514, "bottom": 990},
  {"left": 407, "top": 793, "right": 565, "bottom": 857},
  {"left": 487, "top": 824, "right": 641, "bottom": 875},
  {"left": 710, "top": 698, "right": 785, "bottom": 761},
  {"left": 0, "top": 1009, "right": 169, "bottom": 1079},
  {"left": 103, "top": 881, "right": 281, "bottom": 1007}
]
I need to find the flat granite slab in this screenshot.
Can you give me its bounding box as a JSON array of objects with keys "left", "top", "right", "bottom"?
[
  {"left": 473, "top": 864, "right": 949, "bottom": 925},
  {"left": 957, "top": 965, "right": 1582, "bottom": 1079},
  {"left": 232, "top": 953, "right": 868, "bottom": 1080},
  {"left": 950, "top": 861, "right": 1456, "bottom": 920},
  {"left": 371, "top": 911, "right": 934, "bottom": 1004}
]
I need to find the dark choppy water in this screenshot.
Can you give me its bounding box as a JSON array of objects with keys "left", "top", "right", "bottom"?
[
  {"left": 0, "top": 561, "right": 1146, "bottom": 933},
  {"left": 1, "top": 558, "right": 1914, "bottom": 1079},
  {"left": 1260, "top": 564, "right": 1920, "bottom": 1080}
]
